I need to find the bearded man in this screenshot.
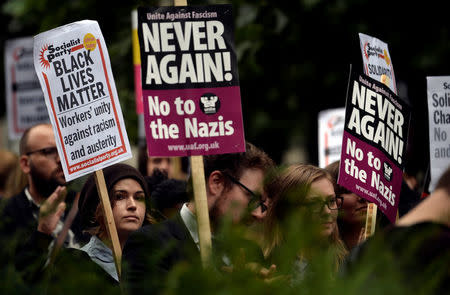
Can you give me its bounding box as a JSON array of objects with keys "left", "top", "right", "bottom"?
[{"left": 0, "top": 124, "right": 86, "bottom": 253}]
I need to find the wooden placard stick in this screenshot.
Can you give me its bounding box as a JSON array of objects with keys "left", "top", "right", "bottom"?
[
  {"left": 364, "top": 203, "right": 378, "bottom": 240},
  {"left": 94, "top": 169, "right": 122, "bottom": 279},
  {"left": 172, "top": 0, "right": 212, "bottom": 268},
  {"left": 190, "top": 155, "right": 212, "bottom": 267}
]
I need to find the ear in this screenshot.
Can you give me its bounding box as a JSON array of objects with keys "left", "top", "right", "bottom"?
[
  {"left": 19, "top": 155, "right": 31, "bottom": 174},
  {"left": 207, "top": 170, "right": 225, "bottom": 198}
]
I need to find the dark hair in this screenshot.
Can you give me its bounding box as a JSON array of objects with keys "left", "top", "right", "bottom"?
[
  {"left": 145, "top": 169, "right": 169, "bottom": 194},
  {"left": 151, "top": 178, "right": 188, "bottom": 213},
  {"left": 203, "top": 142, "right": 275, "bottom": 191},
  {"left": 78, "top": 163, "right": 153, "bottom": 234}
]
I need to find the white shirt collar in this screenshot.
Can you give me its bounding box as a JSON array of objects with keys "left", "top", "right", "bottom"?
[
  {"left": 80, "top": 236, "right": 118, "bottom": 282},
  {"left": 24, "top": 187, "right": 40, "bottom": 208},
  {"left": 180, "top": 203, "right": 199, "bottom": 246},
  {"left": 179, "top": 204, "right": 229, "bottom": 264}
]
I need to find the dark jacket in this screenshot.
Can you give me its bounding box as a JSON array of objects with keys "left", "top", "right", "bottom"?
[
  {"left": 122, "top": 212, "right": 199, "bottom": 293},
  {"left": 0, "top": 189, "right": 88, "bottom": 281},
  {"left": 0, "top": 189, "right": 86, "bottom": 242},
  {"left": 123, "top": 210, "right": 267, "bottom": 294}
]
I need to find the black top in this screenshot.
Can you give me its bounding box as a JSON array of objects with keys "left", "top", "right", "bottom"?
[
  {"left": 0, "top": 189, "right": 86, "bottom": 243},
  {"left": 122, "top": 212, "right": 199, "bottom": 293}
]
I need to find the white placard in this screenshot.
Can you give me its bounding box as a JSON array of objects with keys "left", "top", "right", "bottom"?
[
  {"left": 359, "top": 33, "right": 397, "bottom": 94},
  {"left": 426, "top": 76, "right": 450, "bottom": 191},
  {"left": 33, "top": 20, "right": 132, "bottom": 181},
  {"left": 318, "top": 107, "right": 345, "bottom": 168},
  {"left": 4, "top": 37, "right": 49, "bottom": 140}
]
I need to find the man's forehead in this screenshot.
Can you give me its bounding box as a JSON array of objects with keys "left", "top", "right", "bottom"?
[
  {"left": 239, "top": 168, "right": 264, "bottom": 184},
  {"left": 27, "top": 125, "right": 55, "bottom": 147},
  {"left": 239, "top": 167, "right": 264, "bottom": 176}
]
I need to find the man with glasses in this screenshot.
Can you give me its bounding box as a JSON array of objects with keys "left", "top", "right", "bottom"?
[
  {"left": 1, "top": 124, "right": 86, "bottom": 265},
  {"left": 123, "top": 142, "right": 275, "bottom": 292},
  {"left": 224, "top": 171, "right": 270, "bottom": 223}
]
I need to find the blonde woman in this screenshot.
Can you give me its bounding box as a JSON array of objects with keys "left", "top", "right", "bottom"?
[{"left": 263, "top": 164, "right": 348, "bottom": 282}]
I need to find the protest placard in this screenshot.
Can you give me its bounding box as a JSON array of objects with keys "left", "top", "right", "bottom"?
[
  {"left": 34, "top": 20, "right": 130, "bottom": 278},
  {"left": 359, "top": 33, "right": 397, "bottom": 94},
  {"left": 318, "top": 107, "right": 345, "bottom": 168},
  {"left": 4, "top": 37, "right": 49, "bottom": 140},
  {"left": 137, "top": 4, "right": 245, "bottom": 157},
  {"left": 33, "top": 20, "right": 132, "bottom": 182},
  {"left": 426, "top": 76, "right": 450, "bottom": 191},
  {"left": 338, "top": 70, "right": 410, "bottom": 223}
]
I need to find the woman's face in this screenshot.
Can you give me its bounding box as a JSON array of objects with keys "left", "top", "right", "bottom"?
[
  {"left": 111, "top": 178, "right": 146, "bottom": 240},
  {"left": 306, "top": 178, "right": 338, "bottom": 238},
  {"left": 340, "top": 192, "right": 367, "bottom": 225}
]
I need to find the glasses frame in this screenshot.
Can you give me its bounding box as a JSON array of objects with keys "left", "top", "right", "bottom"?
[
  {"left": 26, "top": 147, "right": 59, "bottom": 159},
  {"left": 330, "top": 195, "right": 343, "bottom": 210},
  {"left": 222, "top": 172, "right": 267, "bottom": 213},
  {"left": 305, "top": 195, "right": 344, "bottom": 212}
]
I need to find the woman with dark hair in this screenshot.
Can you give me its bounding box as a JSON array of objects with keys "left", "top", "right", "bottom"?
[
  {"left": 325, "top": 160, "right": 368, "bottom": 250},
  {"left": 76, "top": 163, "right": 155, "bottom": 282},
  {"left": 263, "top": 164, "right": 347, "bottom": 282},
  {"left": 15, "top": 164, "right": 154, "bottom": 290}
]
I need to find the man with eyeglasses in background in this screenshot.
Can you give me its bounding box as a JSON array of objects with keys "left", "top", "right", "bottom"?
[
  {"left": 0, "top": 124, "right": 87, "bottom": 277},
  {"left": 123, "top": 141, "right": 275, "bottom": 293}
]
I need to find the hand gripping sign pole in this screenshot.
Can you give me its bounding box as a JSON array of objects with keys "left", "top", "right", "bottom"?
[{"left": 173, "top": 0, "right": 212, "bottom": 268}]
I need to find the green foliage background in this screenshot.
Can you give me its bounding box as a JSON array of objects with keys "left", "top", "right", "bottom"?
[{"left": 1, "top": 0, "right": 449, "bottom": 177}]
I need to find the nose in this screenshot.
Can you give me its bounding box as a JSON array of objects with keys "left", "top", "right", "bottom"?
[
  {"left": 126, "top": 197, "right": 137, "bottom": 210},
  {"left": 321, "top": 203, "right": 332, "bottom": 216},
  {"left": 251, "top": 206, "right": 264, "bottom": 221}
]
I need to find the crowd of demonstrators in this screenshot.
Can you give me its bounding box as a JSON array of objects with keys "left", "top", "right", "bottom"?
[
  {"left": 262, "top": 164, "right": 348, "bottom": 284},
  {"left": 0, "top": 122, "right": 449, "bottom": 294},
  {"left": 122, "top": 141, "right": 275, "bottom": 293}
]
